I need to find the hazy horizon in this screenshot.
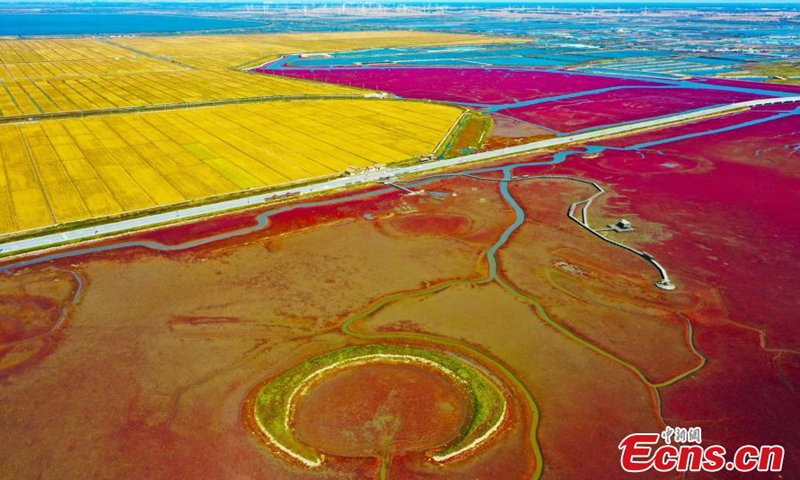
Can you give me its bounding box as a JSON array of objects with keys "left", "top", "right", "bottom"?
[{"left": 0, "top": 0, "right": 798, "bottom": 4}]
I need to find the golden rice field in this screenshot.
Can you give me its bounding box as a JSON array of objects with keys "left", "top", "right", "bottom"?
[
  {"left": 0, "top": 99, "right": 463, "bottom": 235},
  {"left": 0, "top": 31, "right": 506, "bottom": 118},
  {"left": 0, "top": 31, "right": 493, "bottom": 236},
  {"left": 112, "top": 30, "right": 515, "bottom": 69},
  {"left": 0, "top": 70, "right": 362, "bottom": 117},
  {"left": 0, "top": 38, "right": 362, "bottom": 117},
  {"left": 0, "top": 38, "right": 173, "bottom": 76}
]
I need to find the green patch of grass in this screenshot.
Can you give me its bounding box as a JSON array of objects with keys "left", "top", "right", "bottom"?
[
  {"left": 436, "top": 111, "right": 493, "bottom": 159},
  {"left": 723, "top": 60, "right": 800, "bottom": 85}
]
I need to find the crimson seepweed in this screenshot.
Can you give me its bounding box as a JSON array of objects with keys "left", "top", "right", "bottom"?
[{"left": 618, "top": 427, "right": 785, "bottom": 473}]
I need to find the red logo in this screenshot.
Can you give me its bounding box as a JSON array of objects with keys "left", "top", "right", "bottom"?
[{"left": 619, "top": 427, "right": 784, "bottom": 473}]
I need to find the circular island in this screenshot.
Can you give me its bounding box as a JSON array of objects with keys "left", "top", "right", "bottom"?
[{"left": 246, "top": 344, "right": 509, "bottom": 470}]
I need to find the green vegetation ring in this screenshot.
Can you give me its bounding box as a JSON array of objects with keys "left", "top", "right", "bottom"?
[{"left": 248, "top": 344, "right": 509, "bottom": 467}]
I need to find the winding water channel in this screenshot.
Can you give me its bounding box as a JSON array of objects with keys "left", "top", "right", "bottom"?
[{"left": 1, "top": 76, "right": 794, "bottom": 480}]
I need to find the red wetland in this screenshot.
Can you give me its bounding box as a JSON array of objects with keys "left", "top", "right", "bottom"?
[
  {"left": 0, "top": 65, "right": 798, "bottom": 480},
  {"left": 264, "top": 67, "right": 657, "bottom": 104}
]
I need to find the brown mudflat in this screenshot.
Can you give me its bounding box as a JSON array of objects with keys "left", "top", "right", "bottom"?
[{"left": 293, "top": 362, "right": 471, "bottom": 458}]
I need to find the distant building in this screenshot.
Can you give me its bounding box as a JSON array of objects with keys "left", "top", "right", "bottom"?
[{"left": 608, "top": 219, "right": 634, "bottom": 232}]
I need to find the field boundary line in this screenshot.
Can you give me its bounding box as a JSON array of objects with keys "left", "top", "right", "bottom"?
[{"left": 0, "top": 93, "right": 391, "bottom": 124}]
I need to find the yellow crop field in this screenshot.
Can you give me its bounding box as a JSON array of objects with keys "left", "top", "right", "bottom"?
[
  {"left": 0, "top": 38, "right": 184, "bottom": 79},
  {"left": 112, "top": 30, "right": 515, "bottom": 69},
  {"left": 0, "top": 31, "right": 508, "bottom": 119},
  {"left": 0, "top": 68, "right": 363, "bottom": 117},
  {"left": 0, "top": 31, "right": 494, "bottom": 237},
  {"left": 0, "top": 99, "right": 463, "bottom": 236}
]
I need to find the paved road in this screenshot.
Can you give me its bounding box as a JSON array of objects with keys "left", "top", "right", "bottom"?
[{"left": 2, "top": 95, "right": 798, "bottom": 258}]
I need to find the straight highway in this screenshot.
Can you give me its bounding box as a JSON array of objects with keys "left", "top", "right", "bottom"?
[{"left": 1, "top": 95, "right": 798, "bottom": 258}]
